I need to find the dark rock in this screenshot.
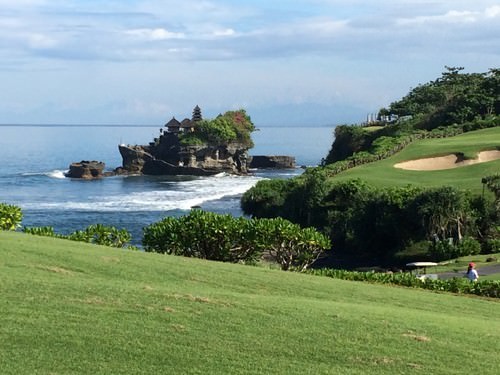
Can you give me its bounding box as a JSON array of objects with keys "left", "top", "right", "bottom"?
[
  {"left": 248, "top": 155, "right": 296, "bottom": 169},
  {"left": 65, "top": 160, "right": 106, "bottom": 179},
  {"left": 118, "top": 141, "right": 250, "bottom": 176}
]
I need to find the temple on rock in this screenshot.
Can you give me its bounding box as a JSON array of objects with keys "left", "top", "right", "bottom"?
[
  {"left": 164, "top": 105, "right": 202, "bottom": 134},
  {"left": 66, "top": 105, "right": 296, "bottom": 178},
  {"left": 118, "top": 105, "right": 253, "bottom": 176}
]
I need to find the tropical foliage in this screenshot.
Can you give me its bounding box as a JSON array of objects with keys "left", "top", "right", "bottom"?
[
  {"left": 179, "top": 109, "right": 255, "bottom": 147},
  {"left": 142, "top": 209, "right": 330, "bottom": 271},
  {"left": 384, "top": 66, "right": 500, "bottom": 129},
  {"left": 0, "top": 202, "right": 23, "bottom": 231},
  {"left": 243, "top": 175, "right": 499, "bottom": 265},
  {"left": 23, "top": 224, "right": 135, "bottom": 249}
]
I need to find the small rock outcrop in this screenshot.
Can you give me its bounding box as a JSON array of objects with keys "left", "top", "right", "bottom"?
[
  {"left": 65, "top": 160, "right": 106, "bottom": 179},
  {"left": 248, "top": 155, "right": 296, "bottom": 169}
]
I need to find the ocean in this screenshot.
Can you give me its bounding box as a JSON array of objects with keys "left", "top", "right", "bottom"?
[{"left": 0, "top": 125, "right": 335, "bottom": 245}]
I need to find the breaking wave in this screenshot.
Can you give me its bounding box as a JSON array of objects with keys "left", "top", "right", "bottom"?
[
  {"left": 21, "top": 170, "right": 67, "bottom": 179},
  {"left": 21, "top": 174, "right": 265, "bottom": 212}
]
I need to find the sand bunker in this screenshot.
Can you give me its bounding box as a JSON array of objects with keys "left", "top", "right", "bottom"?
[{"left": 394, "top": 150, "right": 500, "bottom": 171}]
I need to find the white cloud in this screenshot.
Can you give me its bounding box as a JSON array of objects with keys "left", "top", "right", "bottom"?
[
  {"left": 211, "top": 28, "right": 236, "bottom": 37},
  {"left": 26, "top": 32, "right": 58, "bottom": 49},
  {"left": 396, "top": 5, "right": 500, "bottom": 25},
  {"left": 124, "top": 28, "right": 185, "bottom": 41},
  {"left": 485, "top": 5, "right": 500, "bottom": 18}
]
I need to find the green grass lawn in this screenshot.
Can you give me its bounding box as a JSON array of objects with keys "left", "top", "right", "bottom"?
[
  {"left": 1, "top": 231, "right": 499, "bottom": 374},
  {"left": 332, "top": 127, "right": 500, "bottom": 193}
]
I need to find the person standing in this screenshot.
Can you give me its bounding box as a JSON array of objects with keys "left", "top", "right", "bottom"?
[{"left": 466, "top": 262, "right": 479, "bottom": 282}]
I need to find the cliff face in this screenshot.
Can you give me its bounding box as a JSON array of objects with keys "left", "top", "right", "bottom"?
[{"left": 119, "top": 133, "right": 250, "bottom": 176}]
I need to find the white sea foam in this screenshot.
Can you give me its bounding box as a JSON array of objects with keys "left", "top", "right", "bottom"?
[
  {"left": 47, "top": 170, "right": 67, "bottom": 179},
  {"left": 22, "top": 174, "right": 265, "bottom": 212},
  {"left": 22, "top": 170, "right": 68, "bottom": 179}
]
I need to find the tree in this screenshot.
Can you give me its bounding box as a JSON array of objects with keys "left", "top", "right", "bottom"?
[
  {"left": 241, "top": 179, "right": 296, "bottom": 218},
  {"left": 180, "top": 109, "right": 255, "bottom": 147},
  {"left": 410, "top": 187, "right": 472, "bottom": 243}
]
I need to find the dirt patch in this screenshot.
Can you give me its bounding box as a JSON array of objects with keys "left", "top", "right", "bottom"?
[
  {"left": 402, "top": 332, "right": 431, "bottom": 342},
  {"left": 101, "top": 256, "right": 120, "bottom": 263},
  {"left": 394, "top": 150, "right": 500, "bottom": 171},
  {"left": 36, "top": 265, "right": 74, "bottom": 275}
]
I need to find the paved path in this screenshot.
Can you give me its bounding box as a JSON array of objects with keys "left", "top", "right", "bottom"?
[{"left": 438, "top": 263, "right": 500, "bottom": 280}]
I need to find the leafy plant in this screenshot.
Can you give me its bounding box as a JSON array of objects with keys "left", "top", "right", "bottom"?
[
  {"left": 143, "top": 210, "right": 330, "bottom": 270},
  {"left": 0, "top": 203, "right": 23, "bottom": 231},
  {"left": 23, "top": 223, "right": 134, "bottom": 249},
  {"left": 252, "top": 218, "right": 331, "bottom": 271},
  {"left": 23, "top": 226, "right": 60, "bottom": 237},
  {"left": 179, "top": 109, "right": 255, "bottom": 147},
  {"left": 67, "top": 224, "right": 132, "bottom": 248}
]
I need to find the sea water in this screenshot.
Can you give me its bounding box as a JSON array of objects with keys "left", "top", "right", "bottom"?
[{"left": 0, "top": 125, "right": 335, "bottom": 245}]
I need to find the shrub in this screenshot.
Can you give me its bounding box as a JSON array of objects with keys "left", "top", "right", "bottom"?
[
  {"left": 251, "top": 218, "right": 331, "bottom": 271},
  {"left": 483, "top": 238, "right": 500, "bottom": 254},
  {"left": 428, "top": 240, "right": 457, "bottom": 261},
  {"left": 456, "top": 237, "right": 482, "bottom": 257},
  {"left": 429, "top": 237, "right": 482, "bottom": 261},
  {"left": 241, "top": 179, "right": 295, "bottom": 218},
  {"left": 142, "top": 210, "right": 246, "bottom": 261},
  {"left": 0, "top": 203, "right": 23, "bottom": 231},
  {"left": 23, "top": 226, "right": 60, "bottom": 238},
  {"left": 23, "top": 224, "right": 134, "bottom": 249},
  {"left": 67, "top": 224, "right": 132, "bottom": 248},
  {"left": 143, "top": 210, "right": 331, "bottom": 270}
]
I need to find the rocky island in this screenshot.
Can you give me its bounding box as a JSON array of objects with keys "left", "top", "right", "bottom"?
[{"left": 66, "top": 106, "right": 295, "bottom": 179}]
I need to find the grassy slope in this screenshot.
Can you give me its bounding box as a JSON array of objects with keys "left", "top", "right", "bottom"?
[
  {"left": 1, "top": 232, "right": 499, "bottom": 374},
  {"left": 331, "top": 127, "right": 500, "bottom": 193}
]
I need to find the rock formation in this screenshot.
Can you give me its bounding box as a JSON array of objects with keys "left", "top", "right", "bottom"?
[
  {"left": 65, "top": 160, "right": 107, "bottom": 179},
  {"left": 116, "top": 106, "right": 256, "bottom": 176},
  {"left": 118, "top": 132, "right": 250, "bottom": 176},
  {"left": 248, "top": 155, "right": 296, "bottom": 169}
]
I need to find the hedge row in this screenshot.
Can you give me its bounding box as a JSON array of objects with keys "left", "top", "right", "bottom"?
[{"left": 307, "top": 268, "right": 500, "bottom": 298}]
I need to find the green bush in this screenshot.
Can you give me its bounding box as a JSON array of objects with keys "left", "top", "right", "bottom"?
[
  {"left": 456, "top": 237, "right": 482, "bottom": 256},
  {"left": 23, "top": 224, "right": 134, "bottom": 249},
  {"left": 483, "top": 238, "right": 500, "bottom": 253},
  {"left": 67, "top": 224, "right": 132, "bottom": 248},
  {"left": 143, "top": 210, "right": 331, "bottom": 270},
  {"left": 241, "top": 179, "right": 295, "bottom": 218},
  {"left": 0, "top": 203, "right": 23, "bottom": 231},
  {"left": 143, "top": 210, "right": 252, "bottom": 262},
  {"left": 429, "top": 237, "right": 482, "bottom": 261},
  {"left": 23, "top": 226, "right": 60, "bottom": 238},
  {"left": 179, "top": 109, "right": 255, "bottom": 147}
]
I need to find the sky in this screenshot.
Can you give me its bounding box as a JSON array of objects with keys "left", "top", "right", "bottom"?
[{"left": 0, "top": 0, "right": 499, "bottom": 126}]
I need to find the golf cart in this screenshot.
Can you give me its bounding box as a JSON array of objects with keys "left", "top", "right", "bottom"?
[{"left": 406, "top": 262, "right": 439, "bottom": 280}]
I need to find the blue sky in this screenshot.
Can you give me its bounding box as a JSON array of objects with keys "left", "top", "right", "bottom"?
[{"left": 1, "top": 0, "right": 499, "bottom": 126}]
